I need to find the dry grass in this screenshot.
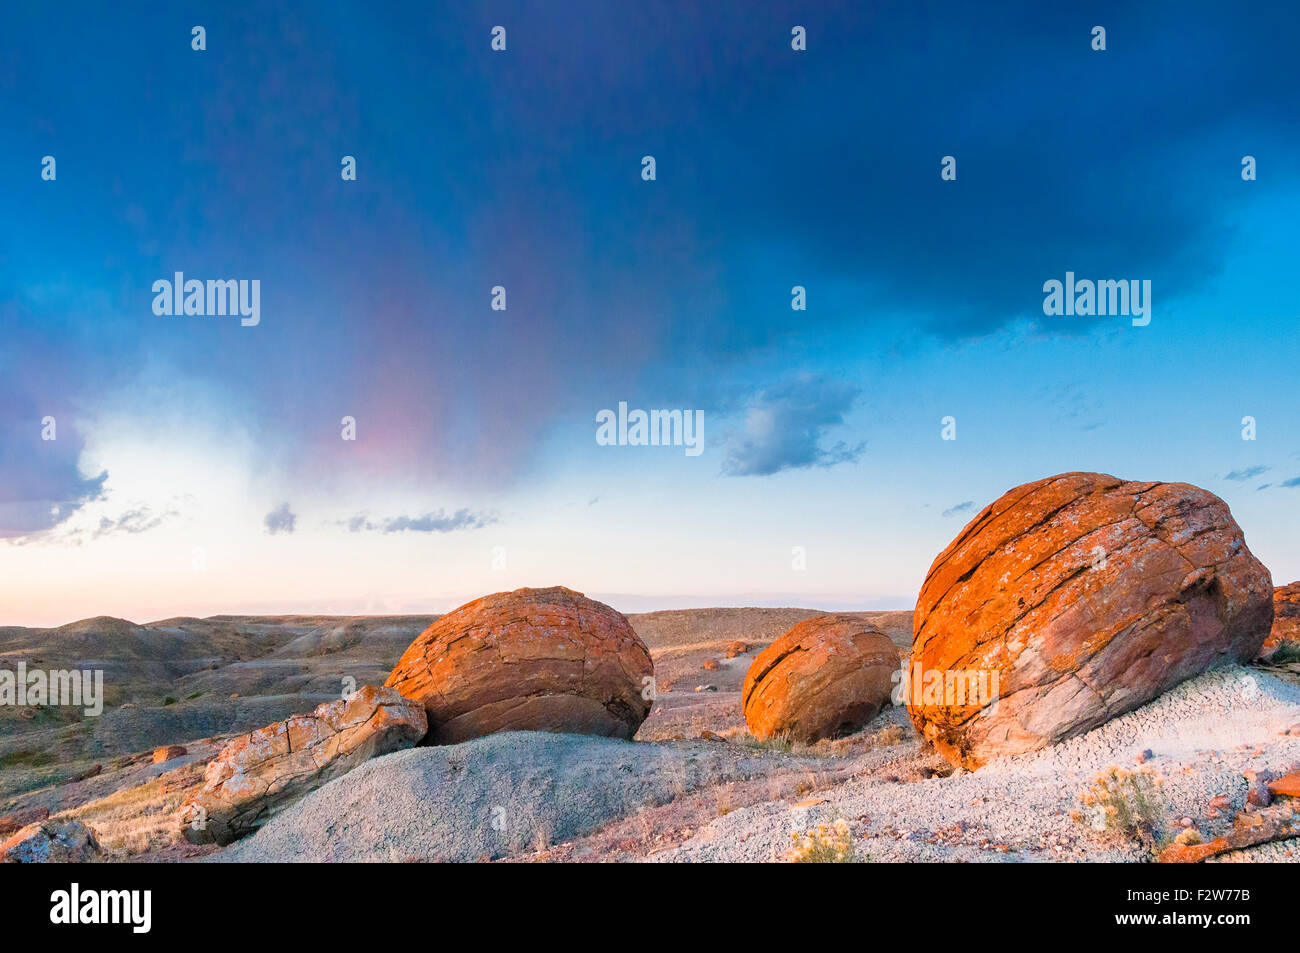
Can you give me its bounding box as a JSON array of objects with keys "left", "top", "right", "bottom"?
[
  {"left": 733, "top": 720, "right": 912, "bottom": 759},
  {"left": 715, "top": 782, "right": 738, "bottom": 816},
  {"left": 58, "top": 766, "right": 202, "bottom": 857}
]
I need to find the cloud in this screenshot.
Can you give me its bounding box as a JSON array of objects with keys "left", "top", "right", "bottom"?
[
  {"left": 263, "top": 502, "right": 297, "bottom": 535},
  {"left": 1225, "top": 465, "right": 1269, "bottom": 481},
  {"left": 0, "top": 411, "right": 108, "bottom": 539},
  {"left": 11, "top": 501, "right": 181, "bottom": 546},
  {"left": 91, "top": 506, "right": 175, "bottom": 539},
  {"left": 341, "top": 508, "right": 497, "bottom": 534},
  {"left": 721, "top": 377, "right": 864, "bottom": 477},
  {"left": 942, "top": 501, "right": 975, "bottom": 518},
  {"left": 6, "top": 2, "right": 1300, "bottom": 500},
  {"left": 1280, "top": 477, "right": 1300, "bottom": 488}
]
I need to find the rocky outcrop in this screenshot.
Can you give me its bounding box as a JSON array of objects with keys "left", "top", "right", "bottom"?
[
  {"left": 152, "top": 745, "right": 187, "bottom": 763},
  {"left": 742, "top": 615, "right": 899, "bottom": 744},
  {"left": 0, "top": 806, "right": 49, "bottom": 838},
  {"left": 1261, "top": 582, "right": 1300, "bottom": 661},
  {"left": 910, "top": 472, "right": 1273, "bottom": 769},
  {"left": 1, "top": 820, "right": 102, "bottom": 863},
  {"left": 385, "top": 586, "right": 654, "bottom": 744},
  {"left": 1268, "top": 771, "right": 1300, "bottom": 798},
  {"left": 181, "top": 685, "right": 425, "bottom": 845},
  {"left": 1158, "top": 802, "right": 1300, "bottom": 863}
]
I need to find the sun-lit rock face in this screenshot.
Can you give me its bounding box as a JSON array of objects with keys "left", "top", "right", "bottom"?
[
  {"left": 385, "top": 586, "right": 654, "bottom": 744},
  {"left": 909, "top": 472, "right": 1273, "bottom": 770},
  {"left": 742, "top": 615, "right": 899, "bottom": 744},
  {"left": 181, "top": 685, "right": 426, "bottom": 845},
  {"left": 1260, "top": 582, "right": 1300, "bottom": 660}
]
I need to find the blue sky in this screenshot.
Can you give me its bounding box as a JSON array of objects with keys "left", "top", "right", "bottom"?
[{"left": 3, "top": 1, "right": 1299, "bottom": 624}]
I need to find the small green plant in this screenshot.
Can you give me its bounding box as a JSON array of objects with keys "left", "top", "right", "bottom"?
[
  {"left": 786, "top": 818, "right": 859, "bottom": 863},
  {"left": 162, "top": 696, "right": 177, "bottom": 706},
  {"left": 1075, "top": 765, "right": 1167, "bottom": 848},
  {"left": 0, "top": 748, "right": 55, "bottom": 769}
]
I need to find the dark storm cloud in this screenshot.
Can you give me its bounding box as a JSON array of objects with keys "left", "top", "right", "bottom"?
[
  {"left": 0, "top": 402, "right": 107, "bottom": 538},
  {"left": 4, "top": 1, "right": 1299, "bottom": 490}
]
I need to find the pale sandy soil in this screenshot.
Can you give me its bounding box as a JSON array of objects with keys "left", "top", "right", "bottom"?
[{"left": 3, "top": 608, "right": 1297, "bottom": 863}]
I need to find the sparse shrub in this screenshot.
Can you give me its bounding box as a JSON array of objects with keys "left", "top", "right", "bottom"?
[
  {"left": 716, "top": 783, "right": 736, "bottom": 816},
  {"left": 874, "top": 724, "right": 906, "bottom": 746},
  {"left": 532, "top": 826, "right": 552, "bottom": 852},
  {"left": 786, "top": 819, "right": 858, "bottom": 863},
  {"left": 740, "top": 732, "right": 793, "bottom": 753},
  {"left": 0, "top": 748, "right": 54, "bottom": 769},
  {"left": 162, "top": 697, "right": 177, "bottom": 706},
  {"left": 1271, "top": 642, "right": 1300, "bottom": 665},
  {"left": 1075, "top": 765, "right": 1167, "bottom": 848}
]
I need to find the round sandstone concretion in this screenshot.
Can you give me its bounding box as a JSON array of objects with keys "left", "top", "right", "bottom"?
[
  {"left": 1260, "top": 582, "right": 1300, "bottom": 661},
  {"left": 385, "top": 586, "right": 654, "bottom": 744},
  {"left": 909, "top": 472, "right": 1274, "bottom": 769},
  {"left": 742, "top": 615, "right": 900, "bottom": 744}
]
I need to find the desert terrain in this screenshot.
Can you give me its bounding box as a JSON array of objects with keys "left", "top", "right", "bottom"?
[{"left": 3, "top": 600, "right": 1297, "bottom": 863}]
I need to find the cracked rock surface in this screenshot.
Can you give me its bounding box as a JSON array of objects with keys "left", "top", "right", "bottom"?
[
  {"left": 1, "top": 819, "right": 102, "bottom": 863},
  {"left": 742, "top": 615, "right": 899, "bottom": 744},
  {"left": 385, "top": 586, "right": 654, "bottom": 744},
  {"left": 181, "top": 685, "right": 426, "bottom": 845},
  {"left": 1261, "top": 581, "right": 1300, "bottom": 661},
  {"left": 910, "top": 472, "right": 1273, "bottom": 769}
]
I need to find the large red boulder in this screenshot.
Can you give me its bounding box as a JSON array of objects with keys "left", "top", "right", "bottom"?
[
  {"left": 1260, "top": 582, "right": 1300, "bottom": 661},
  {"left": 385, "top": 586, "right": 654, "bottom": 744},
  {"left": 742, "top": 615, "right": 899, "bottom": 744},
  {"left": 910, "top": 472, "right": 1273, "bottom": 769}
]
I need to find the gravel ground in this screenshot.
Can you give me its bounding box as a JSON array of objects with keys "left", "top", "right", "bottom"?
[
  {"left": 208, "top": 665, "right": 1300, "bottom": 863},
  {"left": 653, "top": 666, "right": 1300, "bottom": 862},
  {"left": 210, "top": 731, "right": 816, "bottom": 862}
]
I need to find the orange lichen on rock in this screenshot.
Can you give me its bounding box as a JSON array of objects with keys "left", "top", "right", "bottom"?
[
  {"left": 742, "top": 615, "right": 899, "bottom": 745},
  {"left": 180, "top": 685, "right": 425, "bottom": 845},
  {"left": 385, "top": 586, "right": 654, "bottom": 745},
  {"left": 1158, "top": 803, "right": 1300, "bottom": 863},
  {"left": 1260, "top": 582, "right": 1300, "bottom": 660},
  {"left": 1267, "top": 771, "right": 1300, "bottom": 798},
  {"left": 152, "top": 745, "right": 187, "bottom": 764},
  {"left": 910, "top": 472, "right": 1273, "bottom": 770}
]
